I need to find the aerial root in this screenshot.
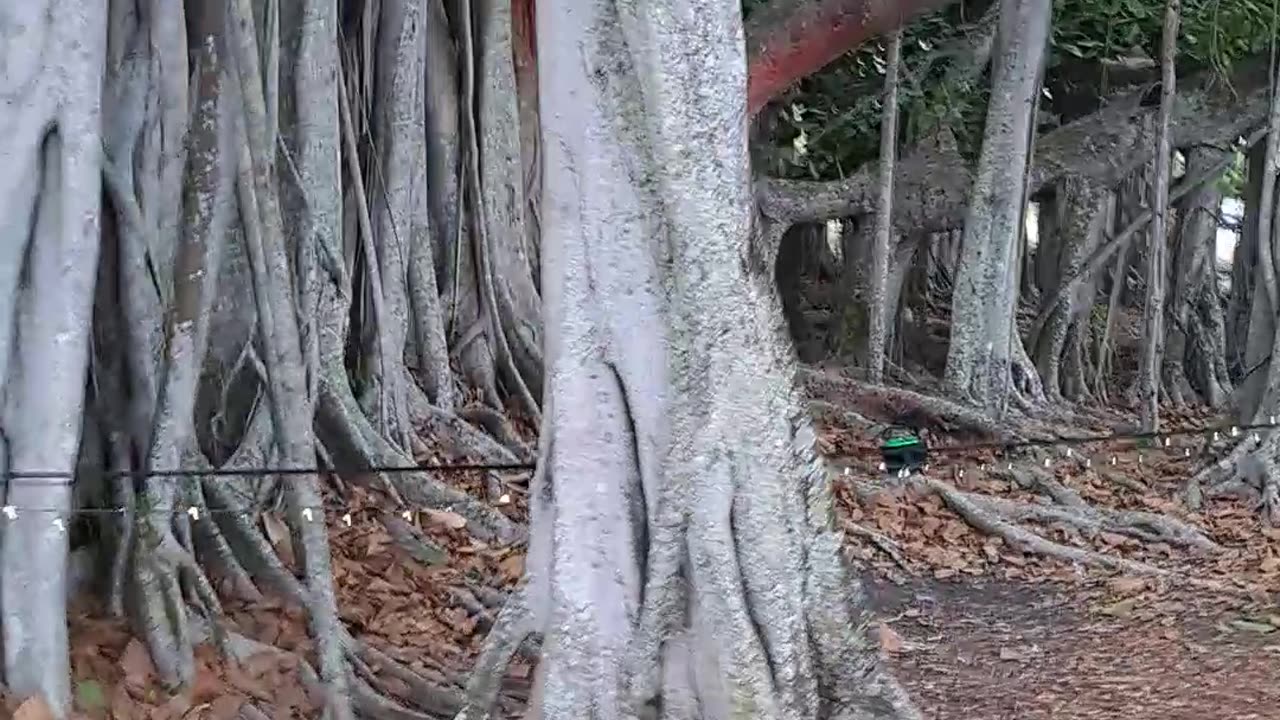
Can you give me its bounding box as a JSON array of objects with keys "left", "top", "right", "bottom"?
[
  {"left": 317, "top": 377, "right": 523, "bottom": 544},
  {"left": 916, "top": 476, "right": 1254, "bottom": 596},
  {"left": 1190, "top": 433, "right": 1280, "bottom": 524},
  {"left": 452, "top": 587, "right": 534, "bottom": 720},
  {"left": 117, "top": 471, "right": 476, "bottom": 717},
  {"left": 800, "top": 368, "right": 1032, "bottom": 442}
]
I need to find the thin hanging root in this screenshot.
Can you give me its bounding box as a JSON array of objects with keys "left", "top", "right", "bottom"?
[
  {"left": 918, "top": 476, "right": 1256, "bottom": 597},
  {"left": 453, "top": 587, "right": 533, "bottom": 720}
]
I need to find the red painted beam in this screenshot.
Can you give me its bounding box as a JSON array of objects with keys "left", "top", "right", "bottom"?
[{"left": 745, "top": 0, "right": 957, "bottom": 116}]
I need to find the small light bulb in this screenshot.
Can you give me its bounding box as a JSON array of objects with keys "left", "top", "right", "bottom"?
[
  {"left": 186, "top": 506, "right": 199, "bottom": 520},
  {"left": 1, "top": 506, "right": 16, "bottom": 520},
  {"left": 401, "top": 510, "right": 413, "bottom": 521},
  {"left": 302, "top": 508, "right": 314, "bottom": 522},
  {"left": 342, "top": 513, "right": 352, "bottom": 527}
]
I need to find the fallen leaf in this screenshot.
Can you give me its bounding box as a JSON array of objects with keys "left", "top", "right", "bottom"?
[
  {"left": 74, "top": 679, "right": 108, "bottom": 712},
  {"left": 262, "top": 513, "right": 295, "bottom": 564},
  {"left": 998, "top": 646, "right": 1035, "bottom": 661},
  {"left": 499, "top": 553, "right": 525, "bottom": 582},
  {"left": 424, "top": 508, "right": 468, "bottom": 530},
  {"left": 1106, "top": 576, "right": 1147, "bottom": 595},
  {"left": 1100, "top": 597, "right": 1139, "bottom": 618},
  {"left": 13, "top": 697, "right": 55, "bottom": 720},
  {"left": 208, "top": 695, "right": 245, "bottom": 720},
  {"left": 120, "top": 638, "right": 155, "bottom": 687},
  {"left": 877, "top": 621, "right": 904, "bottom": 653}
]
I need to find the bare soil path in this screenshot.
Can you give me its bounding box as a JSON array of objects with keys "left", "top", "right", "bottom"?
[{"left": 868, "top": 575, "right": 1279, "bottom": 719}]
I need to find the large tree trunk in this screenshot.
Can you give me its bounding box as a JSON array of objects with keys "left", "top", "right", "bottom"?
[
  {"left": 1237, "top": 51, "right": 1280, "bottom": 421},
  {"left": 1137, "top": 0, "right": 1179, "bottom": 432},
  {"left": 1031, "top": 176, "right": 1109, "bottom": 401},
  {"left": 0, "top": 0, "right": 107, "bottom": 712},
  {"left": 1228, "top": 143, "right": 1266, "bottom": 380},
  {"left": 527, "top": 0, "right": 917, "bottom": 716},
  {"left": 944, "top": 0, "right": 1050, "bottom": 414},
  {"left": 1166, "top": 146, "right": 1231, "bottom": 407},
  {"left": 866, "top": 30, "right": 901, "bottom": 384}
]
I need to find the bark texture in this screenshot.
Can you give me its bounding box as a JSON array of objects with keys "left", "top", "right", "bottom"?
[
  {"left": 944, "top": 0, "right": 1050, "bottom": 414},
  {"left": 530, "top": 0, "right": 918, "bottom": 716},
  {"left": 0, "top": 1, "right": 108, "bottom": 712},
  {"left": 866, "top": 30, "right": 901, "bottom": 384},
  {"left": 1138, "top": 0, "right": 1179, "bottom": 432}
]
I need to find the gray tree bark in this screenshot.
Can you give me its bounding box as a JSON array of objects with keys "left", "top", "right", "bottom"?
[
  {"left": 1031, "top": 176, "right": 1109, "bottom": 401},
  {"left": 944, "top": 0, "right": 1050, "bottom": 414},
  {"left": 1237, "top": 46, "right": 1280, "bottom": 421},
  {"left": 527, "top": 0, "right": 918, "bottom": 716},
  {"left": 1228, "top": 144, "right": 1266, "bottom": 380},
  {"left": 867, "top": 31, "right": 901, "bottom": 384},
  {"left": 0, "top": 0, "right": 108, "bottom": 712},
  {"left": 1137, "top": 0, "right": 1179, "bottom": 432},
  {"left": 1166, "top": 147, "right": 1230, "bottom": 407}
]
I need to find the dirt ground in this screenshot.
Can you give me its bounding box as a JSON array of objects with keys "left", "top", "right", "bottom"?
[{"left": 867, "top": 575, "right": 1279, "bottom": 719}]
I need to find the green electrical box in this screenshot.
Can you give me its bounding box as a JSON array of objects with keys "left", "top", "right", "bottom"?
[{"left": 879, "top": 426, "right": 928, "bottom": 474}]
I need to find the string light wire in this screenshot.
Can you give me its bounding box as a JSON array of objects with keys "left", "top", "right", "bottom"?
[{"left": 0, "top": 418, "right": 1269, "bottom": 523}]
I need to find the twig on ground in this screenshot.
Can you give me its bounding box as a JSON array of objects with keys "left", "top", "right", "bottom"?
[{"left": 844, "top": 519, "right": 910, "bottom": 569}]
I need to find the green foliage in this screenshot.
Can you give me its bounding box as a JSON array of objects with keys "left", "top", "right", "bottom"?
[
  {"left": 1216, "top": 149, "right": 1246, "bottom": 198},
  {"left": 75, "top": 679, "right": 108, "bottom": 712},
  {"left": 1052, "top": 0, "right": 1276, "bottom": 77},
  {"left": 759, "top": 0, "right": 1277, "bottom": 185},
  {"left": 766, "top": 10, "right": 992, "bottom": 181}
]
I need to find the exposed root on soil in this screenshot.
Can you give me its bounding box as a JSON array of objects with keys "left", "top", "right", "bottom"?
[
  {"left": 1188, "top": 432, "right": 1280, "bottom": 524},
  {"left": 998, "top": 466, "right": 1220, "bottom": 551},
  {"left": 106, "top": 429, "right": 495, "bottom": 720},
  {"left": 911, "top": 474, "right": 1255, "bottom": 597},
  {"left": 799, "top": 367, "right": 1020, "bottom": 441},
  {"left": 451, "top": 586, "right": 534, "bottom": 720}
]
